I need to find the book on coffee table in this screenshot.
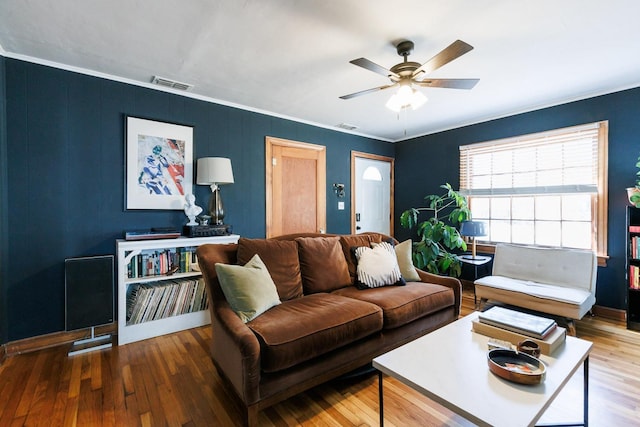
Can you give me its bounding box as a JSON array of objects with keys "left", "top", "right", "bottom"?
[
  {"left": 472, "top": 319, "right": 566, "bottom": 355},
  {"left": 478, "top": 306, "right": 557, "bottom": 339}
]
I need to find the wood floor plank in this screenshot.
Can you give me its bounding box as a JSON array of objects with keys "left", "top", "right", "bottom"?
[{"left": 1, "top": 289, "right": 639, "bottom": 426}]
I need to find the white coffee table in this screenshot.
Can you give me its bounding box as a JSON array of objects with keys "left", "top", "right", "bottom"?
[{"left": 373, "top": 312, "right": 592, "bottom": 427}]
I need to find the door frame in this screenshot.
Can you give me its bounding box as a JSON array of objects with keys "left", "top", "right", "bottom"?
[
  {"left": 266, "top": 136, "right": 326, "bottom": 238},
  {"left": 351, "top": 151, "right": 395, "bottom": 235}
]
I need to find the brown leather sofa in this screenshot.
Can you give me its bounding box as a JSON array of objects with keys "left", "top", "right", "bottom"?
[{"left": 197, "top": 232, "right": 461, "bottom": 426}]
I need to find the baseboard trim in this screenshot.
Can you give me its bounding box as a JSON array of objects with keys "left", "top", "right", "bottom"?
[
  {"left": 4, "top": 323, "right": 117, "bottom": 357},
  {"left": 592, "top": 305, "right": 626, "bottom": 322}
]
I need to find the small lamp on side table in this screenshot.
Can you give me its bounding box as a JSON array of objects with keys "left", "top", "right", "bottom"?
[
  {"left": 196, "top": 157, "right": 234, "bottom": 225},
  {"left": 459, "top": 220, "right": 486, "bottom": 260}
]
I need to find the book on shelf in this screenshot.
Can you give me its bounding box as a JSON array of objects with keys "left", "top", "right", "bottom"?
[
  {"left": 630, "top": 265, "right": 640, "bottom": 290},
  {"left": 478, "top": 306, "right": 557, "bottom": 339},
  {"left": 126, "top": 278, "right": 208, "bottom": 325},
  {"left": 630, "top": 236, "right": 640, "bottom": 259},
  {"left": 126, "top": 247, "right": 198, "bottom": 279},
  {"left": 471, "top": 319, "right": 566, "bottom": 355},
  {"left": 629, "top": 225, "right": 640, "bottom": 233}
]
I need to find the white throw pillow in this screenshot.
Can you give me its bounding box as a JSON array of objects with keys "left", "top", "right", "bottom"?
[{"left": 354, "top": 241, "right": 406, "bottom": 288}]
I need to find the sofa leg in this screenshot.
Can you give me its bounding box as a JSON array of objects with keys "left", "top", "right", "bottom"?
[
  {"left": 566, "top": 319, "right": 577, "bottom": 337},
  {"left": 243, "top": 405, "right": 259, "bottom": 427},
  {"left": 476, "top": 298, "right": 487, "bottom": 311}
]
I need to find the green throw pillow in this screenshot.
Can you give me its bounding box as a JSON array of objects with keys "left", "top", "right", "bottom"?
[
  {"left": 394, "top": 239, "right": 421, "bottom": 281},
  {"left": 215, "top": 254, "right": 281, "bottom": 323}
]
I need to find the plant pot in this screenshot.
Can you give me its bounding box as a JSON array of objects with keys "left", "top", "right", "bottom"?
[{"left": 627, "top": 187, "right": 640, "bottom": 207}]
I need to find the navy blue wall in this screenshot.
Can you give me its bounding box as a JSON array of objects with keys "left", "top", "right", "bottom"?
[
  {"left": 2, "top": 59, "right": 393, "bottom": 341},
  {"left": 2, "top": 56, "right": 637, "bottom": 342},
  {"left": 395, "top": 87, "right": 640, "bottom": 310},
  {"left": 0, "top": 55, "right": 8, "bottom": 345}
]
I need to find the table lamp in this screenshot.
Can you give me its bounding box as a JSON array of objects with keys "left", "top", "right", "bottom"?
[
  {"left": 196, "top": 157, "right": 234, "bottom": 225},
  {"left": 459, "top": 220, "right": 486, "bottom": 260}
]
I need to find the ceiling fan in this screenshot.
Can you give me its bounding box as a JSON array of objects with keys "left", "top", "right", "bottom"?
[{"left": 340, "top": 39, "right": 479, "bottom": 111}]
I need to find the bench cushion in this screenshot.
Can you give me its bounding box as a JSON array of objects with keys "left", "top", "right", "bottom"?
[
  {"left": 247, "top": 293, "right": 382, "bottom": 373},
  {"left": 475, "top": 275, "right": 596, "bottom": 319},
  {"left": 332, "top": 282, "right": 454, "bottom": 329},
  {"left": 492, "top": 244, "right": 597, "bottom": 292}
]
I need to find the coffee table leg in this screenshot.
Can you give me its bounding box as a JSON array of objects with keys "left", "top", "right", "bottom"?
[
  {"left": 535, "top": 355, "right": 589, "bottom": 427},
  {"left": 583, "top": 356, "right": 589, "bottom": 427},
  {"left": 378, "top": 370, "right": 384, "bottom": 426}
]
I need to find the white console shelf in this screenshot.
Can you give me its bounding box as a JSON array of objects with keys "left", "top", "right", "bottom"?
[{"left": 116, "top": 235, "right": 239, "bottom": 345}]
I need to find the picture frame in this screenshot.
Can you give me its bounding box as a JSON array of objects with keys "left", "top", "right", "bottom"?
[{"left": 125, "top": 116, "right": 193, "bottom": 210}]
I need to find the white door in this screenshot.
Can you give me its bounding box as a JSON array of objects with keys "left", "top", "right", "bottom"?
[{"left": 353, "top": 154, "right": 393, "bottom": 235}]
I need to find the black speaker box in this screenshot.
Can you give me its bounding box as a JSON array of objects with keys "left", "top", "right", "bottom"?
[{"left": 65, "top": 255, "right": 115, "bottom": 331}]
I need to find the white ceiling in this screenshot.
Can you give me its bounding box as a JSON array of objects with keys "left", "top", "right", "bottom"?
[{"left": 1, "top": 1, "right": 640, "bottom": 142}]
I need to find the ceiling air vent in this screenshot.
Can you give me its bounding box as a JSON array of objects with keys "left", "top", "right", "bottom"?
[
  {"left": 151, "top": 76, "right": 193, "bottom": 91},
  {"left": 336, "top": 123, "right": 358, "bottom": 131}
]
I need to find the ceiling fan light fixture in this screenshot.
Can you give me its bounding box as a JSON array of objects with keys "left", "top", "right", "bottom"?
[{"left": 385, "top": 85, "right": 427, "bottom": 112}]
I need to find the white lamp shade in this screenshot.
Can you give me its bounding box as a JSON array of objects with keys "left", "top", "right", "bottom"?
[{"left": 196, "top": 157, "right": 234, "bottom": 185}]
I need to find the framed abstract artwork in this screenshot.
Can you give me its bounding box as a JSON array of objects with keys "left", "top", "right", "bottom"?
[{"left": 125, "top": 116, "right": 193, "bottom": 210}]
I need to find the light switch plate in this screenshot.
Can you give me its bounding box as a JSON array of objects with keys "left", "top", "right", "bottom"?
[{"left": 338, "top": 201, "right": 345, "bottom": 210}]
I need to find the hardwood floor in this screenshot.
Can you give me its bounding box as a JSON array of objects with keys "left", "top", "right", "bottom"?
[{"left": 1, "top": 291, "right": 639, "bottom": 426}]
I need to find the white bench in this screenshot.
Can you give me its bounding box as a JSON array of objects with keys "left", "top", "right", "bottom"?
[{"left": 474, "top": 243, "right": 597, "bottom": 334}]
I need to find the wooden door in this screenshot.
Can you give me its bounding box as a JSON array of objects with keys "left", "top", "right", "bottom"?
[{"left": 266, "top": 137, "right": 326, "bottom": 238}]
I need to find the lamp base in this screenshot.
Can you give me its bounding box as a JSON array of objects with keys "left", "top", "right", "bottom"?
[{"left": 208, "top": 187, "right": 225, "bottom": 225}]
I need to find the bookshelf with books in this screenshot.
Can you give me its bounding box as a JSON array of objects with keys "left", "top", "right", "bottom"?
[
  {"left": 117, "top": 235, "right": 239, "bottom": 345},
  {"left": 627, "top": 206, "right": 640, "bottom": 331}
]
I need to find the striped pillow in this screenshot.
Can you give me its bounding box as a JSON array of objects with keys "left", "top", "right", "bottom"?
[{"left": 353, "top": 242, "right": 406, "bottom": 289}]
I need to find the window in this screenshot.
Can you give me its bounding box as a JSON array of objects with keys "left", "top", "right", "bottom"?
[{"left": 459, "top": 121, "right": 608, "bottom": 258}]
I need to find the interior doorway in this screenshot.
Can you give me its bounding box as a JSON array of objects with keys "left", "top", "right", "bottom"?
[
  {"left": 265, "top": 137, "right": 326, "bottom": 238},
  {"left": 351, "top": 151, "right": 394, "bottom": 235}
]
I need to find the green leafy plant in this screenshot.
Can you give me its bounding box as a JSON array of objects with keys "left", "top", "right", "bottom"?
[
  {"left": 632, "top": 154, "right": 640, "bottom": 207},
  {"left": 400, "top": 183, "right": 471, "bottom": 277}
]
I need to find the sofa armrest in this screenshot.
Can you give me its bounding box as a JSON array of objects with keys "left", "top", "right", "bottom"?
[
  {"left": 211, "top": 298, "right": 262, "bottom": 405},
  {"left": 416, "top": 269, "right": 462, "bottom": 317},
  {"left": 197, "top": 243, "right": 262, "bottom": 405}
]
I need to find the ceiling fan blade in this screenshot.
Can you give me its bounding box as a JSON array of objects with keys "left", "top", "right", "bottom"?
[
  {"left": 350, "top": 58, "right": 400, "bottom": 79},
  {"left": 412, "top": 40, "right": 474, "bottom": 78},
  {"left": 340, "top": 84, "right": 397, "bottom": 100},
  {"left": 414, "top": 78, "right": 479, "bottom": 89}
]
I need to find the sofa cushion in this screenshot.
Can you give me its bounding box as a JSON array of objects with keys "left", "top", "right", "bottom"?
[
  {"left": 332, "top": 282, "right": 454, "bottom": 329},
  {"left": 353, "top": 241, "right": 405, "bottom": 288},
  {"left": 296, "top": 236, "right": 351, "bottom": 293},
  {"left": 237, "top": 237, "right": 303, "bottom": 301},
  {"left": 215, "top": 254, "right": 281, "bottom": 323},
  {"left": 339, "top": 234, "right": 386, "bottom": 283},
  {"left": 247, "top": 293, "right": 383, "bottom": 373},
  {"left": 394, "top": 239, "right": 421, "bottom": 282}
]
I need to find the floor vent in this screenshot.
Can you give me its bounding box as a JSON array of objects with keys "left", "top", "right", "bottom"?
[{"left": 151, "top": 76, "right": 194, "bottom": 91}]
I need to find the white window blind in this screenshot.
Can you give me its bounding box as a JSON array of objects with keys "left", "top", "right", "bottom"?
[{"left": 459, "top": 122, "right": 603, "bottom": 196}]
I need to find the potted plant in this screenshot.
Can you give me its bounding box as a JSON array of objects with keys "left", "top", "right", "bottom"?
[
  {"left": 627, "top": 153, "right": 640, "bottom": 207},
  {"left": 400, "top": 183, "right": 470, "bottom": 277}
]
